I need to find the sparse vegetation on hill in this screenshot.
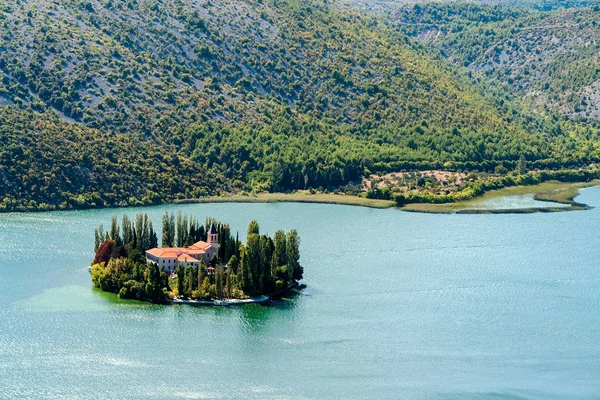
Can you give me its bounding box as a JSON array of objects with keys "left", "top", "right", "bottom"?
[
  {"left": 1, "top": 0, "right": 600, "bottom": 211},
  {"left": 392, "top": 3, "right": 600, "bottom": 120}
]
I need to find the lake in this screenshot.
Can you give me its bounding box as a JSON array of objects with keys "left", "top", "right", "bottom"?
[{"left": 1, "top": 189, "right": 599, "bottom": 399}]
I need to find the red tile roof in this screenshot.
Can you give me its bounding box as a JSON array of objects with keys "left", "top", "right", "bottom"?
[
  {"left": 177, "top": 254, "right": 199, "bottom": 262},
  {"left": 145, "top": 240, "right": 213, "bottom": 260}
]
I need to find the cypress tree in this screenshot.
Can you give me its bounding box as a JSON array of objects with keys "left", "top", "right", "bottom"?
[
  {"left": 215, "top": 266, "right": 223, "bottom": 299},
  {"left": 122, "top": 215, "right": 134, "bottom": 250},
  {"left": 247, "top": 220, "right": 259, "bottom": 236},
  {"left": 239, "top": 250, "right": 252, "bottom": 295},
  {"left": 245, "top": 233, "right": 262, "bottom": 294},
  {"left": 135, "top": 213, "right": 144, "bottom": 251},
  {"left": 149, "top": 220, "right": 158, "bottom": 249},
  {"left": 226, "top": 270, "right": 232, "bottom": 298},
  {"left": 110, "top": 216, "right": 122, "bottom": 246},
  {"left": 176, "top": 212, "right": 184, "bottom": 247},
  {"left": 286, "top": 230, "right": 301, "bottom": 284},
  {"left": 235, "top": 232, "right": 240, "bottom": 258},
  {"left": 176, "top": 265, "right": 185, "bottom": 298},
  {"left": 273, "top": 230, "right": 287, "bottom": 267},
  {"left": 197, "top": 260, "right": 205, "bottom": 291},
  {"left": 94, "top": 224, "right": 105, "bottom": 252},
  {"left": 162, "top": 211, "right": 175, "bottom": 247},
  {"left": 260, "top": 235, "right": 274, "bottom": 292},
  {"left": 184, "top": 266, "right": 194, "bottom": 298}
]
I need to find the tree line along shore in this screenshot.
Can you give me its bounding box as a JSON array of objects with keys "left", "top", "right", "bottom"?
[{"left": 3, "top": 167, "right": 600, "bottom": 214}]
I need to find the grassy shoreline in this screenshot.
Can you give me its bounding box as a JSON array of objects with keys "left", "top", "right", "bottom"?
[
  {"left": 0, "top": 181, "right": 596, "bottom": 215},
  {"left": 400, "top": 180, "right": 598, "bottom": 214},
  {"left": 174, "top": 192, "right": 396, "bottom": 209}
]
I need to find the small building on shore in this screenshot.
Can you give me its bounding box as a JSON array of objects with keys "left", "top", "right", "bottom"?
[{"left": 145, "top": 225, "right": 219, "bottom": 273}]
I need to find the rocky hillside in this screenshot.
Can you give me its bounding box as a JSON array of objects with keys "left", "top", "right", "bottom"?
[
  {"left": 0, "top": 0, "right": 530, "bottom": 134},
  {"left": 392, "top": 3, "right": 600, "bottom": 120},
  {"left": 1, "top": 0, "right": 599, "bottom": 211}
]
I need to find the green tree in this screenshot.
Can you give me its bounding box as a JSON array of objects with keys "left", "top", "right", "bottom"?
[
  {"left": 226, "top": 270, "right": 232, "bottom": 298},
  {"left": 286, "top": 229, "right": 302, "bottom": 283},
  {"left": 94, "top": 224, "right": 106, "bottom": 252},
  {"left": 517, "top": 155, "right": 527, "bottom": 175},
  {"left": 273, "top": 230, "right": 287, "bottom": 267},
  {"left": 228, "top": 254, "right": 239, "bottom": 274},
  {"left": 176, "top": 264, "right": 185, "bottom": 298},
  {"left": 201, "top": 277, "right": 211, "bottom": 299},
  {"left": 244, "top": 232, "right": 262, "bottom": 294},
  {"left": 110, "top": 216, "right": 122, "bottom": 246},
  {"left": 184, "top": 266, "right": 194, "bottom": 298},
  {"left": 197, "top": 260, "right": 206, "bottom": 291},
  {"left": 247, "top": 220, "right": 260, "bottom": 236},
  {"left": 239, "top": 248, "right": 252, "bottom": 295},
  {"left": 122, "top": 215, "right": 134, "bottom": 249},
  {"left": 162, "top": 211, "right": 175, "bottom": 247},
  {"left": 215, "top": 266, "right": 224, "bottom": 299},
  {"left": 260, "top": 235, "right": 274, "bottom": 292}
]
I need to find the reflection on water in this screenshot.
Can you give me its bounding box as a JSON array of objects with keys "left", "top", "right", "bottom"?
[{"left": 466, "top": 194, "right": 571, "bottom": 210}]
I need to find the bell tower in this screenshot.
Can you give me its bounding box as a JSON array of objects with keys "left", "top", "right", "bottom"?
[{"left": 207, "top": 224, "right": 218, "bottom": 248}]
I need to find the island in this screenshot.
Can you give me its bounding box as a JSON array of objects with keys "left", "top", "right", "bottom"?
[{"left": 90, "top": 212, "right": 303, "bottom": 305}]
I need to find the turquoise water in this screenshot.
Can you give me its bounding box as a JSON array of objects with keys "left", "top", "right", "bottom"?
[
  {"left": 466, "top": 194, "right": 572, "bottom": 210},
  {"left": 1, "top": 189, "right": 600, "bottom": 399}
]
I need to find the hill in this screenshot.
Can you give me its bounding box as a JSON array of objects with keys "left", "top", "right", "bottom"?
[
  {"left": 391, "top": 3, "right": 600, "bottom": 120},
  {"left": 349, "top": 0, "right": 600, "bottom": 14},
  {"left": 0, "top": 0, "right": 599, "bottom": 211}
]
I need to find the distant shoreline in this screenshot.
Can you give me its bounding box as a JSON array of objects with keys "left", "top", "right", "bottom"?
[
  {"left": 174, "top": 181, "right": 597, "bottom": 214},
  {"left": 2, "top": 181, "right": 597, "bottom": 216},
  {"left": 174, "top": 192, "right": 395, "bottom": 209},
  {"left": 399, "top": 181, "right": 597, "bottom": 214}
]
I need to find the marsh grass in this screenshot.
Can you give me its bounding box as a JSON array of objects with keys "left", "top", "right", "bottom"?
[{"left": 400, "top": 180, "right": 599, "bottom": 214}]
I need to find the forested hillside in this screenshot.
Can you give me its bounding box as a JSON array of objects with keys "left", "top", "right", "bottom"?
[
  {"left": 1, "top": 0, "right": 600, "bottom": 211},
  {"left": 0, "top": 107, "right": 223, "bottom": 211}
]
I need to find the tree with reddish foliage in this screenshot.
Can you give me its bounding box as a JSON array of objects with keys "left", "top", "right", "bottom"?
[
  {"left": 94, "top": 240, "right": 116, "bottom": 265},
  {"left": 93, "top": 240, "right": 127, "bottom": 265}
]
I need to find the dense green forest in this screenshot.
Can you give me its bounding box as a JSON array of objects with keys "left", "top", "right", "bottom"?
[
  {"left": 91, "top": 213, "right": 303, "bottom": 302},
  {"left": 1, "top": 0, "right": 600, "bottom": 211}
]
